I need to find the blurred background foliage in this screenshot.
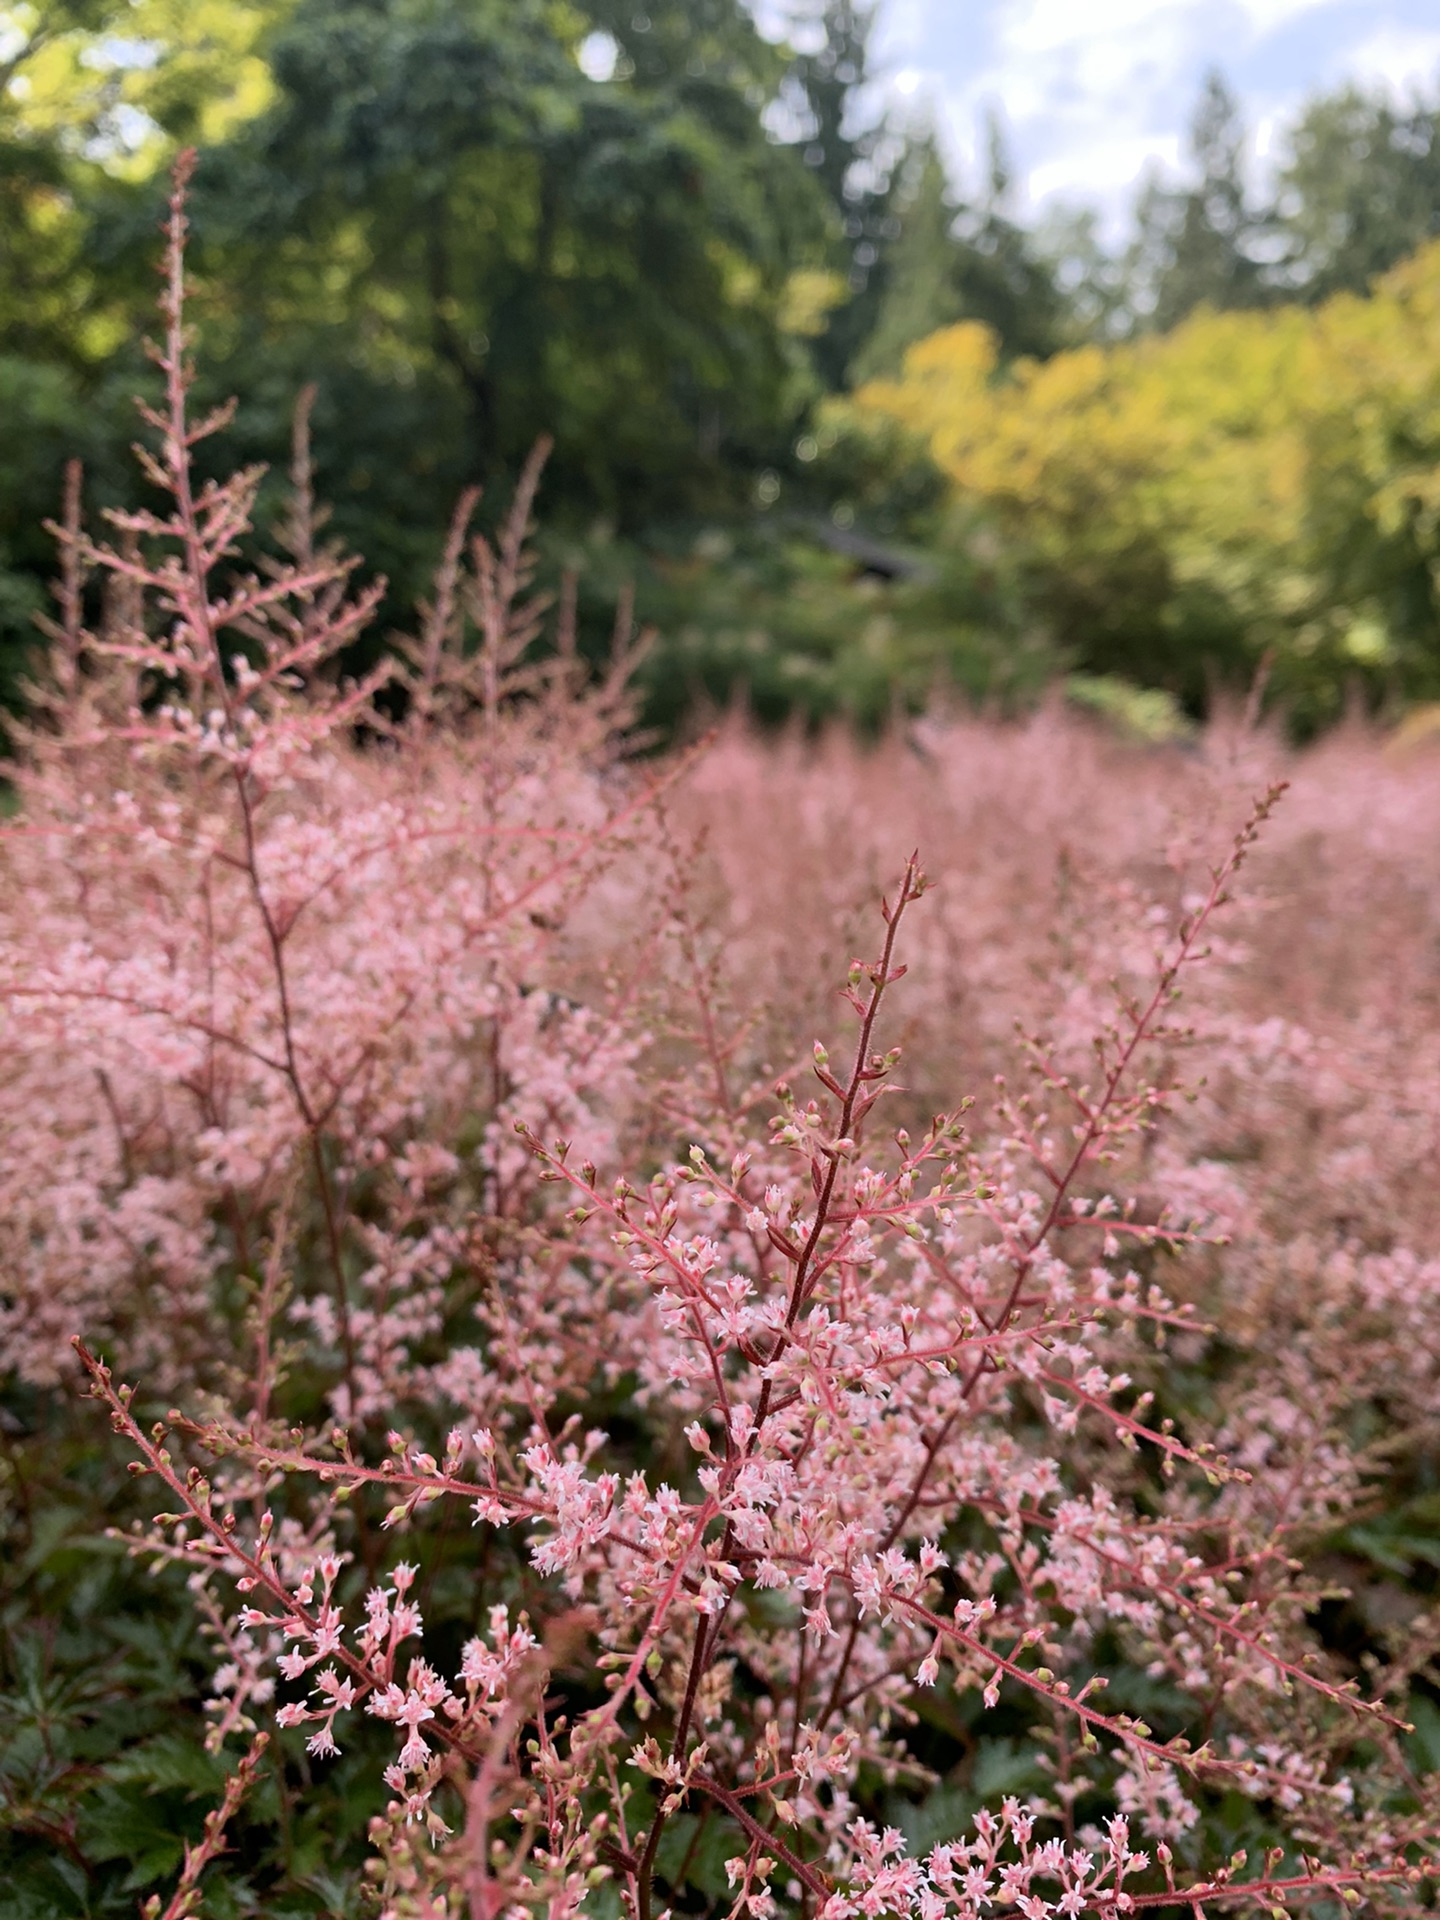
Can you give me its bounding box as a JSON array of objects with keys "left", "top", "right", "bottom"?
[
  {"left": 848, "top": 241, "right": 1440, "bottom": 730},
  {"left": 1, "top": 0, "right": 1440, "bottom": 731}
]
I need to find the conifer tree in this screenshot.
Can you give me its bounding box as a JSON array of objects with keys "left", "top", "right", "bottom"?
[
  {"left": 1130, "top": 71, "right": 1267, "bottom": 327},
  {"left": 852, "top": 116, "right": 1064, "bottom": 379}
]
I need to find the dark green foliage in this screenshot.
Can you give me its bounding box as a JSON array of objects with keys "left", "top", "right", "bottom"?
[
  {"left": 0, "top": 357, "right": 140, "bottom": 712},
  {"left": 0, "top": 1437, "right": 230, "bottom": 1915},
  {"left": 785, "top": 0, "right": 882, "bottom": 221},
  {"left": 0, "top": 1399, "right": 473, "bottom": 1914},
  {"left": 186, "top": 0, "right": 819, "bottom": 527},
  {"left": 613, "top": 518, "right": 1056, "bottom": 735}
]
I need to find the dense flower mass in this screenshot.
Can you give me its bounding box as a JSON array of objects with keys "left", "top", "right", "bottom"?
[{"left": 5, "top": 164, "right": 1440, "bottom": 1919}]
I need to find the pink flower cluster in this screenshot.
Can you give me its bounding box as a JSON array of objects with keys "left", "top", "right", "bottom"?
[{"left": 10, "top": 161, "right": 1440, "bottom": 1918}]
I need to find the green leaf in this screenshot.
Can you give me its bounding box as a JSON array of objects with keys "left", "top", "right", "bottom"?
[{"left": 1406, "top": 1696, "right": 1440, "bottom": 1776}]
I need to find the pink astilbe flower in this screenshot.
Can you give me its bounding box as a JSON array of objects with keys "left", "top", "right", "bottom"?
[{"left": 76, "top": 804, "right": 1437, "bottom": 1912}]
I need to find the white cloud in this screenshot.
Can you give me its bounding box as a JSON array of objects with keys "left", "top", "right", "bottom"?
[
  {"left": 1334, "top": 25, "right": 1440, "bottom": 95},
  {"left": 910, "top": 0, "right": 1202, "bottom": 230},
  {"left": 996, "top": 0, "right": 1192, "bottom": 58},
  {"left": 1028, "top": 133, "right": 1183, "bottom": 203},
  {"left": 1230, "top": 0, "right": 1342, "bottom": 30}
]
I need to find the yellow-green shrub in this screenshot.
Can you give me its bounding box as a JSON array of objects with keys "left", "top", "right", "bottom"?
[{"left": 853, "top": 243, "right": 1440, "bottom": 724}]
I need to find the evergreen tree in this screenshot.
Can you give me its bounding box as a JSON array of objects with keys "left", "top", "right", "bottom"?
[
  {"left": 949, "top": 115, "right": 1066, "bottom": 357},
  {"left": 786, "top": 0, "right": 881, "bottom": 213},
  {"left": 783, "top": 0, "right": 907, "bottom": 386},
  {"left": 848, "top": 131, "right": 959, "bottom": 380},
  {"left": 851, "top": 116, "right": 1064, "bottom": 379},
  {"left": 1129, "top": 71, "right": 1268, "bottom": 328},
  {"left": 581, "top": 0, "right": 789, "bottom": 106},
  {"left": 1032, "top": 204, "right": 1133, "bottom": 342}
]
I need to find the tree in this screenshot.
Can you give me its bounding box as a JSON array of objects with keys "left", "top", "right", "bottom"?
[
  {"left": 847, "top": 131, "right": 960, "bottom": 380},
  {"left": 1275, "top": 82, "right": 1440, "bottom": 300},
  {"left": 948, "top": 115, "right": 1067, "bottom": 358},
  {"left": 1032, "top": 204, "right": 1133, "bottom": 343},
  {"left": 153, "top": 0, "right": 831, "bottom": 572},
  {"left": 583, "top": 0, "right": 787, "bottom": 97},
  {"left": 785, "top": 0, "right": 881, "bottom": 212},
  {"left": 0, "top": 0, "right": 301, "bottom": 699},
  {"left": 1129, "top": 71, "right": 1268, "bottom": 329},
  {"left": 0, "top": 0, "right": 285, "bottom": 160},
  {"left": 780, "top": 0, "right": 908, "bottom": 387},
  {"left": 0, "top": 6, "right": 133, "bottom": 696},
  {"left": 850, "top": 117, "right": 1064, "bottom": 380}
]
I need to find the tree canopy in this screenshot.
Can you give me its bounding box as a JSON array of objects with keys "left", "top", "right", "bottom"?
[
  {"left": 1, "top": 9, "right": 1438, "bottom": 730},
  {"left": 190, "top": 0, "right": 824, "bottom": 524}
]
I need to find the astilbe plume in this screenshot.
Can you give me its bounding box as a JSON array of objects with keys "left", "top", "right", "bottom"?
[
  {"left": 0, "top": 156, "right": 662, "bottom": 1406},
  {"left": 3, "top": 159, "right": 1437, "bottom": 1918}
]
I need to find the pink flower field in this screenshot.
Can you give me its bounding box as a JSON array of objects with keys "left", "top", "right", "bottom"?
[{"left": 3, "top": 164, "right": 1440, "bottom": 1920}]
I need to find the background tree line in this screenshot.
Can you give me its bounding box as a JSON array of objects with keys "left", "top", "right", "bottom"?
[{"left": 2, "top": 0, "right": 1439, "bottom": 731}]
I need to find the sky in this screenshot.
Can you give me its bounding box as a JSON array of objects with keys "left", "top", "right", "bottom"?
[{"left": 856, "top": 0, "right": 1440, "bottom": 238}]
